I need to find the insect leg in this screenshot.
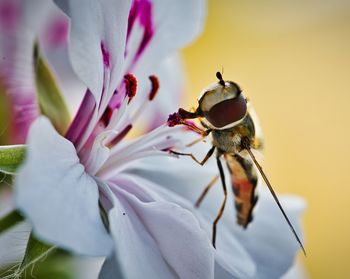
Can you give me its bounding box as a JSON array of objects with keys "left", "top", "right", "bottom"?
[
  {"left": 212, "top": 156, "right": 228, "bottom": 248},
  {"left": 170, "top": 145, "right": 215, "bottom": 166},
  {"left": 195, "top": 175, "right": 220, "bottom": 208},
  {"left": 185, "top": 128, "right": 211, "bottom": 147},
  {"left": 186, "top": 137, "right": 206, "bottom": 147}
]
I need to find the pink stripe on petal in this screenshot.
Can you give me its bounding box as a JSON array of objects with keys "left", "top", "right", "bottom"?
[
  {"left": 126, "top": 0, "right": 154, "bottom": 63},
  {"left": 100, "top": 41, "right": 110, "bottom": 69},
  {"left": 136, "top": 0, "right": 153, "bottom": 57},
  {"left": 65, "top": 90, "right": 96, "bottom": 146}
]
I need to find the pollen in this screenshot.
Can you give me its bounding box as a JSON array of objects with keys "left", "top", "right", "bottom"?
[
  {"left": 148, "top": 75, "right": 159, "bottom": 101},
  {"left": 124, "top": 73, "right": 137, "bottom": 103}
]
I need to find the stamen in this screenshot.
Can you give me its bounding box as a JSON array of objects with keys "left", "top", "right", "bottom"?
[
  {"left": 148, "top": 75, "right": 159, "bottom": 101},
  {"left": 101, "top": 106, "right": 113, "bottom": 126},
  {"left": 129, "top": 76, "right": 159, "bottom": 122},
  {"left": 107, "top": 124, "right": 133, "bottom": 148},
  {"left": 124, "top": 73, "right": 137, "bottom": 103}
]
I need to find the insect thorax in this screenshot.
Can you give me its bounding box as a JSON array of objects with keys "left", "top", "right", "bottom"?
[{"left": 211, "top": 112, "right": 256, "bottom": 154}]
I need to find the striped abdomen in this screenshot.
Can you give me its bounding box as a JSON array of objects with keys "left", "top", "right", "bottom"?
[{"left": 225, "top": 153, "right": 258, "bottom": 228}]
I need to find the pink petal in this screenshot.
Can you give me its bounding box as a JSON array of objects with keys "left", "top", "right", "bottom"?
[{"left": 0, "top": 0, "right": 51, "bottom": 143}]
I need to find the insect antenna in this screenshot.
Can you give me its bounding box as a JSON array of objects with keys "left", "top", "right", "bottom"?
[
  {"left": 216, "top": 71, "right": 225, "bottom": 86},
  {"left": 242, "top": 140, "right": 306, "bottom": 256}
]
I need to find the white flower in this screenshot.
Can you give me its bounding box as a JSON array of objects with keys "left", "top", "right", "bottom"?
[
  {"left": 15, "top": 0, "right": 217, "bottom": 278},
  {"left": 9, "top": 0, "right": 305, "bottom": 278}
]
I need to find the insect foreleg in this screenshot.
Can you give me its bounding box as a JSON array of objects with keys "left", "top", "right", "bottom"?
[
  {"left": 186, "top": 130, "right": 212, "bottom": 147},
  {"left": 170, "top": 145, "right": 215, "bottom": 166}
]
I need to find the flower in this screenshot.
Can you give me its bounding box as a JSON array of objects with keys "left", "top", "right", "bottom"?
[
  {"left": 15, "top": 0, "right": 217, "bottom": 278},
  {"left": 8, "top": 0, "right": 305, "bottom": 278}
]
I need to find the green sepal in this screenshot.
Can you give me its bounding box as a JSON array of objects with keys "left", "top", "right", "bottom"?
[
  {"left": 0, "top": 210, "right": 24, "bottom": 234},
  {"left": 0, "top": 144, "right": 26, "bottom": 174},
  {"left": 35, "top": 54, "right": 70, "bottom": 135}
]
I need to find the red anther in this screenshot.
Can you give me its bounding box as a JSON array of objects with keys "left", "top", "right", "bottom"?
[
  {"left": 167, "top": 112, "right": 183, "bottom": 127},
  {"left": 124, "top": 73, "right": 137, "bottom": 103},
  {"left": 148, "top": 75, "right": 159, "bottom": 101}
]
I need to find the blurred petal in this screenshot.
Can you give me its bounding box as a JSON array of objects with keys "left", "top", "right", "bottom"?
[
  {"left": 0, "top": 222, "right": 29, "bottom": 268},
  {"left": 0, "top": 0, "right": 51, "bottom": 143},
  {"left": 15, "top": 117, "right": 113, "bottom": 256},
  {"left": 38, "top": 2, "right": 86, "bottom": 115},
  {"left": 99, "top": 180, "right": 215, "bottom": 279},
  {"left": 232, "top": 191, "right": 306, "bottom": 279},
  {"left": 98, "top": 254, "right": 124, "bottom": 279},
  {"left": 128, "top": 0, "right": 206, "bottom": 75},
  {"left": 280, "top": 262, "right": 308, "bottom": 279}
]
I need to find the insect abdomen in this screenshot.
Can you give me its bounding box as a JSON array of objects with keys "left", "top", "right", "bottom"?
[{"left": 225, "top": 153, "right": 258, "bottom": 228}]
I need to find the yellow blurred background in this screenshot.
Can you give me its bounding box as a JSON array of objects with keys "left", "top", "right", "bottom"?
[{"left": 183, "top": 1, "right": 350, "bottom": 278}]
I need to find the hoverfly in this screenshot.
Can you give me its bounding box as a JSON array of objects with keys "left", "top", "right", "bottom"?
[{"left": 167, "top": 72, "right": 306, "bottom": 255}]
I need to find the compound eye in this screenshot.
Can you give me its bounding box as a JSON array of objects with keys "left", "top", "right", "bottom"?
[{"left": 205, "top": 94, "right": 247, "bottom": 128}]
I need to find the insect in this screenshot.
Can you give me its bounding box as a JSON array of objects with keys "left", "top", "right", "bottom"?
[{"left": 167, "top": 72, "right": 306, "bottom": 255}]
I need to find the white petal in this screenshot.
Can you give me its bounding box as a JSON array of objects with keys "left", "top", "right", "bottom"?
[
  {"left": 126, "top": 150, "right": 306, "bottom": 279},
  {"left": 99, "top": 125, "right": 183, "bottom": 178},
  {"left": 98, "top": 180, "right": 215, "bottom": 279},
  {"left": 117, "top": 171, "right": 256, "bottom": 279},
  {"left": 15, "top": 117, "right": 113, "bottom": 256},
  {"left": 54, "top": 0, "right": 131, "bottom": 151},
  {"left": 54, "top": 0, "right": 131, "bottom": 106},
  {"left": 84, "top": 130, "right": 117, "bottom": 175},
  {"left": 98, "top": 255, "right": 124, "bottom": 279}
]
